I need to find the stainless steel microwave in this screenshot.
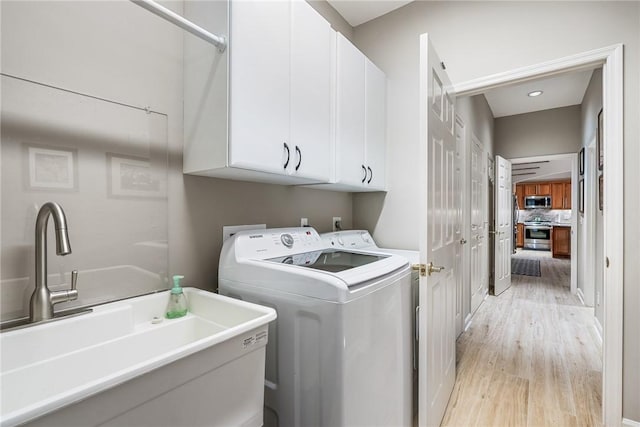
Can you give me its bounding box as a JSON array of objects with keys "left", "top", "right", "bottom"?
[{"left": 524, "top": 195, "right": 552, "bottom": 209}]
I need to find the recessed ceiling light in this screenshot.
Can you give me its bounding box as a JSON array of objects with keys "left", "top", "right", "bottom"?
[{"left": 528, "top": 90, "right": 543, "bottom": 97}]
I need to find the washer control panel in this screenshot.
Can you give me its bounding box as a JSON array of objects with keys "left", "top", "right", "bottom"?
[{"left": 233, "top": 227, "right": 324, "bottom": 258}]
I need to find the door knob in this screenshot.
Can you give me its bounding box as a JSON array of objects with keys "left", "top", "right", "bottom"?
[
  {"left": 427, "top": 262, "right": 445, "bottom": 275},
  {"left": 460, "top": 238, "right": 467, "bottom": 245}
]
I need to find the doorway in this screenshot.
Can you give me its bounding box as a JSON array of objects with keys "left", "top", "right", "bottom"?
[{"left": 450, "top": 45, "right": 623, "bottom": 425}]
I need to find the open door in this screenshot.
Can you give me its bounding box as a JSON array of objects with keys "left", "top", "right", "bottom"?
[
  {"left": 493, "top": 155, "right": 512, "bottom": 295},
  {"left": 418, "top": 34, "right": 457, "bottom": 427}
]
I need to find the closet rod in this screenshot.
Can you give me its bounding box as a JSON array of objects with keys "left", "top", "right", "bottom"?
[{"left": 130, "top": 0, "right": 226, "bottom": 52}]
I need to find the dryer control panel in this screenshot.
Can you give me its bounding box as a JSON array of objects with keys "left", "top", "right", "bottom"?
[{"left": 321, "top": 230, "right": 375, "bottom": 250}]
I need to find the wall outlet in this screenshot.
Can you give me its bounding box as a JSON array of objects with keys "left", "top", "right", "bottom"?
[
  {"left": 300, "top": 218, "right": 309, "bottom": 227},
  {"left": 223, "top": 224, "right": 266, "bottom": 242},
  {"left": 332, "top": 217, "right": 342, "bottom": 232}
]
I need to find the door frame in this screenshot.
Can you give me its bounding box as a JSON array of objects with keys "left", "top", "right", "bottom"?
[
  {"left": 453, "top": 44, "right": 624, "bottom": 426},
  {"left": 509, "top": 152, "right": 579, "bottom": 295}
]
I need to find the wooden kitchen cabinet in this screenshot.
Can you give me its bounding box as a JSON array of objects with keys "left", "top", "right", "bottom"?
[
  {"left": 551, "top": 183, "right": 564, "bottom": 209},
  {"left": 552, "top": 226, "right": 571, "bottom": 258},
  {"left": 537, "top": 183, "right": 551, "bottom": 196},
  {"left": 516, "top": 223, "right": 524, "bottom": 248},
  {"left": 517, "top": 180, "right": 571, "bottom": 208},
  {"left": 551, "top": 181, "right": 572, "bottom": 209},
  {"left": 515, "top": 185, "right": 524, "bottom": 210},
  {"left": 564, "top": 182, "right": 572, "bottom": 208}
]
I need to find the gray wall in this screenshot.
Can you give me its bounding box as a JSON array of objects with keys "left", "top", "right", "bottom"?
[
  {"left": 351, "top": 1, "right": 639, "bottom": 420},
  {"left": 494, "top": 105, "right": 581, "bottom": 159},
  {"left": 0, "top": 0, "right": 353, "bottom": 320}
]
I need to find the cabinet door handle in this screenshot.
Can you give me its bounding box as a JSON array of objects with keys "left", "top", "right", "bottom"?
[
  {"left": 361, "top": 165, "right": 367, "bottom": 183},
  {"left": 295, "top": 146, "right": 302, "bottom": 171},
  {"left": 283, "top": 142, "right": 290, "bottom": 169},
  {"left": 367, "top": 166, "right": 373, "bottom": 184}
]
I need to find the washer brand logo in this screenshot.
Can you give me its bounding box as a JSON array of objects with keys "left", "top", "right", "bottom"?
[{"left": 249, "top": 235, "right": 263, "bottom": 239}]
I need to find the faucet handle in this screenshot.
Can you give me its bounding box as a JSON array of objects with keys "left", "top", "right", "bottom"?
[{"left": 71, "top": 270, "right": 78, "bottom": 291}]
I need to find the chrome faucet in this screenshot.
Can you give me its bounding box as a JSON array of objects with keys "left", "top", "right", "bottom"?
[{"left": 29, "top": 202, "right": 78, "bottom": 322}]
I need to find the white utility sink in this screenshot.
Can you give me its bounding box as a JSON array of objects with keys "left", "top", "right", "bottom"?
[{"left": 0, "top": 288, "right": 276, "bottom": 427}]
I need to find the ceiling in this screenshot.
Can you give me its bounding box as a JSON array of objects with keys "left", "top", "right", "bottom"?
[
  {"left": 484, "top": 69, "right": 594, "bottom": 118},
  {"left": 511, "top": 158, "right": 572, "bottom": 184},
  {"left": 326, "top": 0, "right": 412, "bottom": 27}
]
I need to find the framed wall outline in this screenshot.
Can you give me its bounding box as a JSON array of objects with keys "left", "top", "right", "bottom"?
[
  {"left": 597, "top": 108, "right": 604, "bottom": 171},
  {"left": 579, "top": 177, "right": 585, "bottom": 214},
  {"left": 599, "top": 174, "right": 604, "bottom": 211},
  {"left": 106, "top": 153, "right": 167, "bottom": 199},
  {"left": 24, "top": 144, "right": 79, "bottom": 191}
]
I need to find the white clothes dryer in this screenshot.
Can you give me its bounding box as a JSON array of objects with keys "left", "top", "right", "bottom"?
[
  {"left": 218, "top": 227, "right": 412, "bottom": 427},
  {"left": 321, "top": 230, "right": 420, "bottom": 422}
]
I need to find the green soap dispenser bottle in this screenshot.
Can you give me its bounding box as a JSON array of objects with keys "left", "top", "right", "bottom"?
[{"left": 166, "top": 275, "right": 188, "bottom": 319}]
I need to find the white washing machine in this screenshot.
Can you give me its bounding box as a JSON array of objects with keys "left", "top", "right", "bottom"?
[
  {"left": 321, "top": 230, "right": 420, "bottom": 422},
  {"left": 219, "top": 227, "right": 412, "bottom": 427}
]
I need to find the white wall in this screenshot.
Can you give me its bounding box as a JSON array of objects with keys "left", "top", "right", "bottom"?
[
  {"left": 0, "top": 1, "right": 354, "bottom": 318},
  {"left": 494, "top": 105, "right": 581, "bottom": 159},
  {"left": 580, "top": 69, "right": 604, "bottom": 327},
  {"left": 351, "top": 1, "right": 640, "bottom": 420}
]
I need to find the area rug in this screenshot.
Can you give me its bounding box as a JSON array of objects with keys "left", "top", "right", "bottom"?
[{"left": 512, "top": 258, "right": 541, "bottom": 277}]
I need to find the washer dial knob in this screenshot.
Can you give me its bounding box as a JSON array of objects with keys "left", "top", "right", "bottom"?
[{"left": 281, "top": 233, "right": 294, "bottom": 248}]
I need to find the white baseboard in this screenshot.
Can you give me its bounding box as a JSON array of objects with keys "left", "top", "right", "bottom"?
[
  {"left": 623, "top": 418, "right": 640, "bottom": 427},
  {"left": 576, "top": 288, "right": 586, "bottom": 305}
]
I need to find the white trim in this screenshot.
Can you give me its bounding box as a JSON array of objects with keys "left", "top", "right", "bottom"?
[
  {"left": 601, "top": 43, "right": 624, "bottom": 427},
  {"left": 623, "top": 418, "right": 640, "bottom": 427},
  {"left": 453, "top": 44, "right": 618, "bottom": 97},
  {"left": 576, "top": 288, "right": 586, "bottom": 306},
  {"left": 453, "top": 43, "right": 624, "bottom": 427}
]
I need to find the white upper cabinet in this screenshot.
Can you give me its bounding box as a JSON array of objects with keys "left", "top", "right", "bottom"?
[
  {"left": 184, "top": 0, "right": 334, "bottom": 185},
  {"left": 364, "top": 59, "right": 386, "bottom": 190},
  {"left": 289, "top": 1, "right": 334, "bottom": 182},
  {"left": 229, "top": 0, "right": 290, "bottom": 176},
  {"left": 330, "top": 33, "right": 386, "bottom": 192},
  {"left": 183, "top": 2, "right": 385, "bottom": 190}
]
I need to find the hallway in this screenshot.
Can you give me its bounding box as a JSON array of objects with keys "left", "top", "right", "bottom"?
[{"left": 441, "top": 252, "right": 602, "bottom": 426}]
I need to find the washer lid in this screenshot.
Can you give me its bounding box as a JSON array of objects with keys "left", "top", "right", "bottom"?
[{"left": 266, "top": 249, "right": 388, "bottom": 273}]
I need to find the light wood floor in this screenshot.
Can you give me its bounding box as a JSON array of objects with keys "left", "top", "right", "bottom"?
[{"left": 441, "top": 250, "right": 602, "bottom": 427}]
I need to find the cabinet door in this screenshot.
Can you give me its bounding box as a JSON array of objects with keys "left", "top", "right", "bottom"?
[
  {"left": 553, "top": 227, "right": 571, "bottom": 257},
  {"left": 364, "top": 58, "right": 386, "bottom": 190},
  {"left": 516, "top": 223, "right": 524, "bottom": 248},
  {"left": 537, "top": 183, "right": 551, "bottom": 196},
  {"left": 335, "top": 33, "right": 365, "bottom": 186},
  {"left": 564, "top": 182, "right": 572, "bottom": 208},
  {"left": 551, "top": 183, "right": 564, "bottom": 209},
  {"left": 515, "top": 184, "right": 524, "bottom": 210},
  {"left": 289, "top": 1, "right": 333, "bottom": 181},
  {"left": 524, "top": 184, "right": 537, "bottom": 196},
  {"left": 229, "top": 1, "right": 290, "bottom": 174}
]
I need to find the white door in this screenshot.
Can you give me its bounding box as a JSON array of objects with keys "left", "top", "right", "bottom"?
[
  {"left": 470, "top": 137, "right": 485, "bottom": 314},
  {"left": 454, "top": 116, "right": 466, "bottom": 337},
  {"left": 364, "top": 58, "right": 386, "bottom": 190},
  {"left": 289, "top": 1, "right": 333, "bottom": 181},
  {"left": 493, "top": 155, "right": 513, "bottom": 295},
  {"left": 418, "top": 34, "right": 457, "bottom": 427}
]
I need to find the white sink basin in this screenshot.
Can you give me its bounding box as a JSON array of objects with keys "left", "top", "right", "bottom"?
[{"left": 0, "top": 288, "right": 276, "bottom": 427}]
